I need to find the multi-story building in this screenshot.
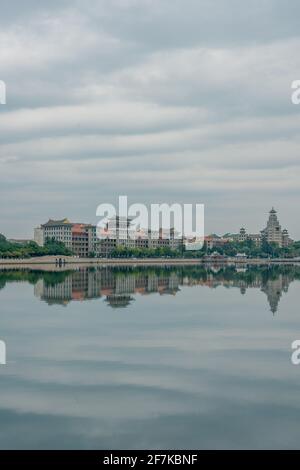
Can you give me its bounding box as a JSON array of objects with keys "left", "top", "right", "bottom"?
[
  {"left": 282, "top": 229, "right": 291, "bottom": 248},
  {"left": 260, "top": 208, "right": 292, "bottom": 248},
  {"left": 261, "top": 208, "right": 283, "bottom": 246},
  {"left": 237, "top": 208, "right": 293, "bottom": 248},
  {"left": 35, "top": 216, "right": 183, "bottom": 257},
  {"left": 71, "top": 224, "right": 97, "bottom": 257},
  {"left": 237, "top": 228, "right": 261, "bottom": 246},
  {"left": 148, "top": 228, "right": 182, "bottom": 251},
  {"left": 238, "top": 228, "right": 247, "bottom": 243},
  {"left": 247, "top": 234, "right": 262, "bottom": 246},
  {"left": 204, "top": 235, "right": 230, "bottom": 250},
  {"left": 97, "top": 238, "right": 117, "bottom": 257},
  {"left": 35, "top": 218, "right": 97, "bottom": 256},
  {"left": 96, "top": 218, "right": 183, "bottom": 255},
  {"left": 37, "top": 218, "right": 73, "bottom": 249},
  {"left": 202, "top": 209, "right": 293, "bottom": 251}
]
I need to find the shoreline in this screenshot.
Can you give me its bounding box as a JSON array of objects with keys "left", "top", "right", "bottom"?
[{"left": 0, "top": 255, "right": 300, "bottom": 269}]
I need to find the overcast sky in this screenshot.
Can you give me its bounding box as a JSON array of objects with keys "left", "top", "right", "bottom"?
[{"left": 1, "top": 0, "right": 300, "bottom": 238}]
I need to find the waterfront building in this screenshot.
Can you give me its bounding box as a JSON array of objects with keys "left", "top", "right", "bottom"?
[
  {"left": 236, "top": 208, "right": 293, "bottom": 248},
  {"left": 37, "top": 218, "right": 73, "bottom": 249},
  {"left": 34, "top": 208, "right": 293, "bottom": 256},
  {"left": 148, "top": 228, "right": 182, "bottom": 251},
  {"left": 261, "top": 208, "right": 283, "bottom": 246},
  {"left": 204, "top": 235, "right": 230, "bottom": 250},
  {"left": 97, "top": 238, "right": 117, "bottom": 257},
  {"left": 35, "top": 218, "right": 97, "bottom": 256},
  {"left": 238, "top": 228, "right": 247, "bottom": 243},
  {"left": 282, "top": 229, "right": 291, "bottom": 248},
  {"left": 247, "top": 234, "right": 262, "bottom": 245},
  {"left": 71, "top": 224, "right": 97, "bottom": 258},
  {"left": 237, "top": 228, "right": 261, "bottom": 246},
  {"left": 35, "top": 216, "right": 183, "bottom": 257},
  {"left": 261, "top": 208, "right": 293, "bottom": 248},
  {"left": 97, "top": 218, "right": 182, "bottom": 255}
]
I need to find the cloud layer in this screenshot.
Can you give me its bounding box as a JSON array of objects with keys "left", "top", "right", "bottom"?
[{"left": 1, "top": 0, "right": 299, "bottom": 237}]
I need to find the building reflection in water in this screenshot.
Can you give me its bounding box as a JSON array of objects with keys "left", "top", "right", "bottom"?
[
  {"left": 33, "top": 268, "right": 181, "bottom": 308},
  {"left": 18, "top": 265, "right": 298, "bottom": 314}
]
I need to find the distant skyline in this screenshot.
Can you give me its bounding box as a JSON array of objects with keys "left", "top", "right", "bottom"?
[
  {"left": 1, "top": 1, "right": 300, "bottom": 238},
  {"left": 7, "top": 206, "right": 295, "bottom": 242}
]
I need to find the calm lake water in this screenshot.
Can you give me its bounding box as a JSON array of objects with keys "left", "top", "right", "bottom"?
[{"left": 0, "top": 264, "right": 300, "bottom": 449}]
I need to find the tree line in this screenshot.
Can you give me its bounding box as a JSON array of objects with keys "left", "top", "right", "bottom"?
[{"left": 0, "top": 234, "right": 72, "bottom": 259}]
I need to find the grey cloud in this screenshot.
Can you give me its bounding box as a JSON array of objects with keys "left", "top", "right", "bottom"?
[
  {"left": 79, "top": 0, "right": 300, "bottom": 49},
  {"left": 0, "top": 0, "right": 299, "bottom": 238}
]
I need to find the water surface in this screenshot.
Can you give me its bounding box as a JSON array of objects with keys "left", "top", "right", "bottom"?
[{"left": 0, "top": 264, "right": 299, "bottom": 449}]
